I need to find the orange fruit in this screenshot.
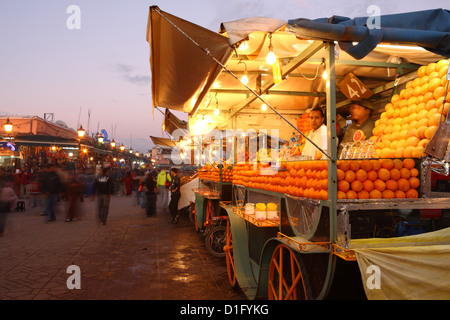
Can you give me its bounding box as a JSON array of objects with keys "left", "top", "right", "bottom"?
[
  {"left": 360, "top": 160, "right": 373, "bottom": 171},
  {"left": 338, "top": 180, "right": 350, "bottom": 192},
  {"left": 337, "top": 190, "right": 347, "bottom": 199},
  {"left": 438, "top": 103, "right": 450, "bottom": 117},
  {"left": 377, "top": 168, "right": 391, "bottom": 181},
  {"left": 429, "top": 113, "right": 444, "bottom": 127},
  {"left": 415, "top": 126, "right": 427, "bottom": 139},
  {"left": 381, "top": 159, "right": 394, "bottom": 170},
  {"left": 319, "top": 190, "right": 328, "bottom": 200},
  {"left": 370, "top": 189, "right": 382, "bottom": 199},
  {"left": 337, "top": 169, "right": 345, "bottom": 181},
  {"left": 403, "top": 146, "right": 415, "bottom": 158},
  {"left": 374, "top": 179, "right": 386, "bottom": 192},
  {"left": 406, "top": 188, "right": 419, "bottom": 198},
  {"left": 424, "top": 126, "right": 438, "bottom": 140},
  {"left": 386, "top": 179, "right": 398, "bottom": 191},
  {"left": 351, "top": 180, "right": 363, "bottom": 192},
  {"left": 400, "top": 167, "right": 411, "bottom": 179},
  {"left": 371, "top": 160, "right": 381, "bottom": 171},
  {"left": 382, "top": 189, "right": 395, "bottom": 199},
  {"left": 358, "top": 190, "right": 370, "bottom": 199},
  {"left": 356, "top": 169, "right": 368, "bottom": 182},
  {"left": 367, "top": 170, "right": 378, "bottom": 182},
  {"left": 390, "top": 168, "right": 401, "bottom": 181},
  {"left": 394, "top": 148, "right": 405, "bottom": 159},
  {"left": 349, "top": 161, "right": 360, "bottom": 172},
  {"left": 428, "top": 77, "right": 441, "bottom": 93},
  {"left": 363, "top": 180, "right": 374, "bottom": 192},
  {"left": 426, "top": 62, "right": 437, "bottom": 75},
  {"left": 410, "top": 168, "right": 419, "bottom": 177},
  {"left": 395, "top": 190, "right": 406, "bottom": 199},
  {"left": 436, "top": 59, "right": 449, "bottom": 72},
  {"left": 412, "top": 146, "right": 425, "bottom": 158},
  {"left": 337, "top": 160, "right": 350, "bottom": 171},
  {"left": 398, "top": 178, "right": 411, "bottom": 192},
  {"left": 345, "top": 170, "right": 356, "bottom": 183},
  {"left": 346, "top": 190, "right": 357, "bottom": 199},
  {"left": 392, "top": 159, "right": 403, "bottom": 170},
  {"left": 403, "top": 159, "right": 415, "bottom": 170},
  {"left": 417, "top": 66, "right": 427, "bottom": 78},
  {"left": 409, "top": 177, "right": 420, "bottom": 189},
  {"left": 434, "top": 86, "right": 446, "bottom": 100},
  {"left": 406, "top": 136, "right": 420, "bottom": 147}
]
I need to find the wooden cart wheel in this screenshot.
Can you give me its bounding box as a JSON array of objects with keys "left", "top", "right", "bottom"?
[
  {"left": 205, "top": 199, "right": 213, "bottom": 223},
  {"left": 204, "top": 225, "right": 226, "bottom": 258},
  {"left": 268, "top": 244, "right": 311, "bottom": 300},
  {"left": 224, "top": 219, "right": 237, "bottom": 287}
]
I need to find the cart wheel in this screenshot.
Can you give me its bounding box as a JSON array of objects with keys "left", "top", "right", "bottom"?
[
  {"left": 224, "top": 219, "right": 237, "bottom": 288},
  {"left": 268, "top": 244, "right": 311, "bottom": 300},
  {"left": 204, "top": 225, "right": 226, "bottom": 258}
]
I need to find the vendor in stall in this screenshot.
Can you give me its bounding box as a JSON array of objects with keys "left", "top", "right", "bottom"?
[
  {"left": 338, "top": 99, "right": 375, "bottom": 157},
  {"left": 302, "top": 107, "right": 328, "bottom": 160}
]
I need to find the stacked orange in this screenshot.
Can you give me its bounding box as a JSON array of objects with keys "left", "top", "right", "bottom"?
[
  {"left": 372, "top": 59, "right": 449, "bottom": 158},
  {"left": 297, "top": 113, "right": 312, "bottom": 133},
  {"left": 232, "top": 159, "right": 421, "bottom": 201},
  {"left": 232, "top": 161, "right": 329, "bottom": 200},
  {"left": 337, "top": 158, "right": 420, "bottom": 199},
  {"left": 199, "top": 165, "right": 233, "bottom": 182}
]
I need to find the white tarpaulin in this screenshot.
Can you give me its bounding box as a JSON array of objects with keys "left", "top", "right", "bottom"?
[{"left": 351, "top": 227, "right": 450, "bottom": 300}]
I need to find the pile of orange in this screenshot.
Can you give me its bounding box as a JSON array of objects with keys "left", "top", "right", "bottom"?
[
  {"left": 297, "top": 113, "right": 312, "bottom": 133},
  {"left": 372, "top": 59, "right": 449, "bottom": 158},
  {"left": 199, "top": 165, "right": 233, "bottom": 182},
  {"left": 231, "top": 158, "right": 421, "bottom": 201},
  {"left": 232, "top": 161, "right": 329, "bottom": 199},
  {"left": 337, "top": 158, "right": 420, "bottom": 199}
]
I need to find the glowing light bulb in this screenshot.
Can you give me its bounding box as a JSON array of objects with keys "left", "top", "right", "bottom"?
[
  {"left": 214, "top": 107, "right": 220, "bottom": 116},
  {"left": 261, "top": 103, "right": 267, "bottom": 111},
  {"left": 322, "top": 70, "right": 328, "bottom": 80},
  {"left": 266, "top": 49, "right": 277, "bottom": 65},
  {"left": 241, "top": 73, "right": 249, "bottom": 85}
]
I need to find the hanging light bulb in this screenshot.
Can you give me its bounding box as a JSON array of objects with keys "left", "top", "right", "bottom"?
[
  {"left": 261, "top": 103, "right": 267, "bottom": 111},
  {"left": 214, "top": 93, "right": 220, "bottom": 116},
  {"left": 239, "top": 60, "right": 249, "bottom": 85},
  {"left": 266, "top": 33, "right": 277, "bottom": 65}
]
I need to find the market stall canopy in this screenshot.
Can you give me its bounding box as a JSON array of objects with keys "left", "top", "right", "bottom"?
[
  {"left": 150, "top": 136, "right": 176, "bottom": 148},
  {"left": 147, "top": 6, "right": 233, "bottom": 113},
  {"left": 163, "top": 109, "right": 188, "bottom": 136},
  {"left": 147, "top": 7, "right": 449, "bottom": 140}
]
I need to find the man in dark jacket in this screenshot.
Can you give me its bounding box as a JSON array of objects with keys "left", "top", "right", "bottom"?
[
  {"left": 92, "top": 168, "right": 113, "bottom": 225},
  {"left": 168, "top": 168, "right": 181, "bottom": 224},
  {"left": 42, "top": 164, "right": 64, "bottom": 221}
]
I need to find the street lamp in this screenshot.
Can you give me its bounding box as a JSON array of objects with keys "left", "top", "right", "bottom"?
[
  {"left": 77, "top": 125, "right": 85, "bottom": 138},
  {"left": 120, "top": 144, "right": 125, "bottom": 152},
  {"left": 4, "top": 118, "right": 13, "bottom": 134},
  {"left": 111, "top": 139, "right": 116, "bottom": 148}
]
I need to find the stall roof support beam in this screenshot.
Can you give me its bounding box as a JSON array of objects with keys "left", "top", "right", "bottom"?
[{"left": 230, "top": 40, "right": 326, "bottom": 117}]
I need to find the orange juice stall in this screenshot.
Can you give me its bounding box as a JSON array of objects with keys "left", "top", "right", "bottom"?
[{"left": 147, "top": 7, "right": 450, "bottom": 300}]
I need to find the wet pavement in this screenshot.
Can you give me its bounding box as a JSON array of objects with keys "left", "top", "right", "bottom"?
[{"left": 0, "top": 194, "right": 246, "bottom": 300}]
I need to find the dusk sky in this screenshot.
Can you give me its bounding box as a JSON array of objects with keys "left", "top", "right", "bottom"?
[{"left": 1, "top": 1, "right": 448, "bottom": 154}]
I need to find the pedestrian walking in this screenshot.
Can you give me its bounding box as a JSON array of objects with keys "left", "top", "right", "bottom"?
[
  {"left": 143, "top": 171, "right": 157, "bottom": 217},
  {"left": 168, "top": 168, "right": 181, "bottom": 224},
  {"left": 41, "top": 164, "right": 64, "bottom": 221},
  {"left": 64, "top": 173, "right": 84, "bottom": 222},
  {"left": 0, "top": 179, "right": 18, "bottom": 236},
  {"left": 92, "top": 168, "right": 114, "bottom": 225},
  {"left": 157, "top": 169, "right": 171, "bottom": 209}
]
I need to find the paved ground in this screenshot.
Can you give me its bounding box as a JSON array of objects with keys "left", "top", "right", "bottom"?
[{"left": 0, "top": 194, "right": 246, "bottom": 300}]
